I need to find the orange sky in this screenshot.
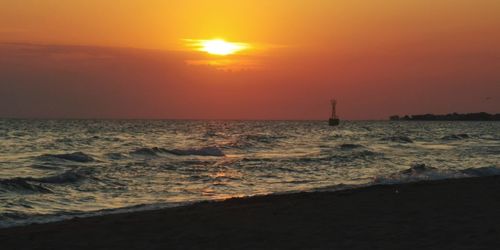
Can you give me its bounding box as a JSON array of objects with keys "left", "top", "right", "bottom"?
[{"left": 1, "top": 0, "right": 499, "bottom": 119}]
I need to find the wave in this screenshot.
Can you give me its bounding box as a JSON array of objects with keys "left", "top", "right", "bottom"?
[
  {"left": 460, "top": 166, "right": 500, "bottom": 176},
  {"left": 0, "top": 211, "right": 33, "bottom": 221},
  {"left": 244, "top": 134, "right": 284, "bottom": 144},
  {"left": 339, "top": 143, "right": 365, "bottom": 150},
  {"left": 331, "top": 150, "right": 382, "bottom": 162},
  {"left": 241, "top": 149, "right": 381, "bottom": 164},
  {"left": 381, "top": 136, "right": 413, "bottom": 143},
  {"left": 442, "top": 133, "right": 469, "bottom": 140},
  {"left": 0, "top": 178, "right": 53, "bottom": 193},
  {"left": 220, "top": 134, "right": 287, "bottom": 149},
  {"left": 34, "top": 169, "right": 90, "bottom": 184},
  {"left": 0, "top": 199, "right": 198, "bottom": 229},
  {"left": 167, "top": 146, "right": 225, "bottom": 157},
  {"left": 374, "top": 164, "right": 500, "bottom": 184},
  {"left": 131, "top": 146, "right": 225, "bottom": 157},
  {"left": 38, "top": 152, "right": 94, "bottom": 163},
  {"left": 0, "top": 169, "right": 90, "bottom": 193},
  {"left": 203, "top": 131, "right": 219, "bottom": 138},
  {"left": 2, "top": 163, "right": 500, "bottom": 229},
  {"left": 130, "top": 147, "right": 168, "bottom": 156},
  {"left": 220, "top": 140, "right": 254, "bottom": 149}
]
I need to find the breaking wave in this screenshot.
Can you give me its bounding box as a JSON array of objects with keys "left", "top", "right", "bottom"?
[
  {"left": 374, "top": 164, "right": 500, "bottom": 184},
  {"left": 0, "top": 169, "right": 91, "bottom": 193},
  {"left": 460, "top": 166, "right": 500, "bottom": 176}
]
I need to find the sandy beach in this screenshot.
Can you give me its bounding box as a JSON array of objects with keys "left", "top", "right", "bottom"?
[{"left": 1, "top": 176, "right": 499, "bottom": 249}]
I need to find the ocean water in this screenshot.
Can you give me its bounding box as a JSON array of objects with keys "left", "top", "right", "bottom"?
[{"left": 0, "top": 119, "right": 499, "bottom": 228}]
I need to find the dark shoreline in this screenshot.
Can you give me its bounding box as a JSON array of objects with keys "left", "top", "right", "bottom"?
[
  {"left": 390, "top": 112, "right": 500, "bottom": 121},
  {"left": 2, "top": 176, "right": 500, "bottom": 250}
]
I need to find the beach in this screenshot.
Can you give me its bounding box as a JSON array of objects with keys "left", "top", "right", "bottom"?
[{"left": 1, "top": 176, "right": 500, "bottom": 250}]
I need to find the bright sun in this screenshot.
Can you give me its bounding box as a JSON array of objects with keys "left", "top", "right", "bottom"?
[{"left": 198, "top": 39, "right": 248, "bottom": 56}]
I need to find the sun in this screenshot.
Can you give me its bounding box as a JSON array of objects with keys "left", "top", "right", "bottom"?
[{"left": 197, "top": 39, "right": 249, "bottom": 56}]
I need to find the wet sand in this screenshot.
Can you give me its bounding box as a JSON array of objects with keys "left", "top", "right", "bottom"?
[{"left": 1, "top": 176, "right": 500, "bottom": 250}]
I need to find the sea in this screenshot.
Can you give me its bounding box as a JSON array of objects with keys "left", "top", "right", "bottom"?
[{"left": 1, "top": 119, "right": 499, "bottom": 228}]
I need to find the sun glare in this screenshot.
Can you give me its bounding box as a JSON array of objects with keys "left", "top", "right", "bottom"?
[{"left": 196, "top": 39, "right": 249, "bottom": 56}]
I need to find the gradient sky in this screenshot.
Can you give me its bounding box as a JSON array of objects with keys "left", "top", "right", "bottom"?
[{"left": 1, "top": 0, "right": 499, "bottom": 119}]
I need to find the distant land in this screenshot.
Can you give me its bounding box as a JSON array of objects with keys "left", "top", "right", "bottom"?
[{"left": 389, "top": 112, "right": 500, "bottom": 121}]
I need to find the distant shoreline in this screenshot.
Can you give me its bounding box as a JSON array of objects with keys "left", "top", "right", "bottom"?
[{"left": 390, "top": 112, "right": 500, "bottom": 121}]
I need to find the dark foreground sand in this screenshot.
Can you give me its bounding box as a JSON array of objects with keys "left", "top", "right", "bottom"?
[{"left": 2, "top": 176, "right": 500, "bottom": 250}]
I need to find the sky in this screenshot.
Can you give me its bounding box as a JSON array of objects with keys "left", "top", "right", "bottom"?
[{"left": 1, "top": 0, "right": 499, "bottom": 120}]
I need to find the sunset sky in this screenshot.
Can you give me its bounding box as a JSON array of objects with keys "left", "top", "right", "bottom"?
[{"left": 1, "top": 0, "right": 499, "bottom": 119}]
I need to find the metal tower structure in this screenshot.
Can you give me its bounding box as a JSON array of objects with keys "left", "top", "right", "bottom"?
[
  {"left": 329, "top": 99, "right": 340, "bottom": 126},
  {"left": 330, "top": 99, "right": 338, "bottom": 119}
]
